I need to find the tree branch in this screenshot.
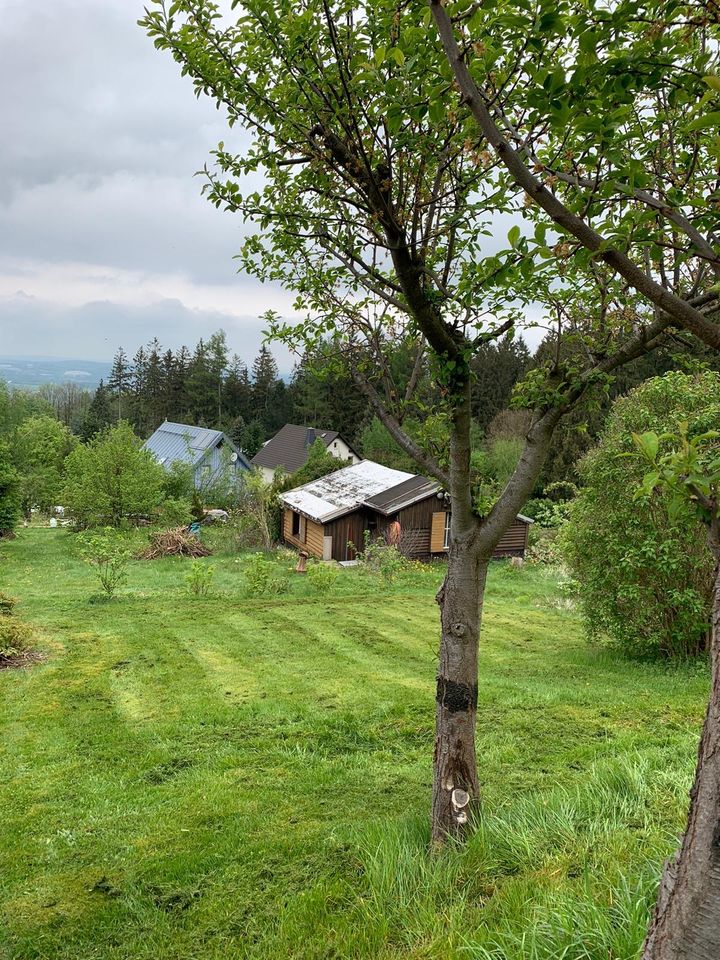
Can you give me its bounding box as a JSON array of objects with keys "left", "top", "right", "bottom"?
[{"left": 430, "top": 0, "right": 720, "bottom": 351}]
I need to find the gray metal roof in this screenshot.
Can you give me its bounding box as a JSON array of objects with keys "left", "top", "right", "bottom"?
[
  {"left": 143, "top": 421, "right": 250, "bottom": 470},
  {"left": 363, "top": 475, "right": 442, "bottom": 515},
  {"left": 251, "top": 423, "right": 358, "bottom": 473}
]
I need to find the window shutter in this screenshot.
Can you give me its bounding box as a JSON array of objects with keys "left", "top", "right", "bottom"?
[{"left": 430, "top": 512, "right": 447, "bottom": 553}]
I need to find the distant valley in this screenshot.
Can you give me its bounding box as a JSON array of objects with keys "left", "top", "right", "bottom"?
[{"left": 0, "top": 356, "right": 110, "bottom": 390}]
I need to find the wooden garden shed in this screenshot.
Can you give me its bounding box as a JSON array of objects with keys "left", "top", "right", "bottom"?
[{"left": 280, "top": 460, "right": 532, "bottom": 562}]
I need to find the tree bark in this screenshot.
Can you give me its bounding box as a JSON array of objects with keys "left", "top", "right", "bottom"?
[
  {"left": 432, "top": 539, "right": 486, "bottom": 843},
  {"left": 431, "top": 375, "right": 485, "bottom": 843},
  {"left": 643, "top": 522, "right": 720, "bottom": 960}
]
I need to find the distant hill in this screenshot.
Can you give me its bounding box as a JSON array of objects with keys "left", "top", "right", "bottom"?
[{"left": 0, "top": 356, "right": 111, "bottom": 390}]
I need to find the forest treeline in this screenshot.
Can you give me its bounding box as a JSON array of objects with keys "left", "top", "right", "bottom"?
[{"left": 2, "top": 327, "right": 718, "bottom": 489}]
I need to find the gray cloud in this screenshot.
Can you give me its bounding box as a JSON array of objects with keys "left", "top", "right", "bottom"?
[
  {"left": 0, "top": 0, "right": 271, "bottom": 358},
  {"left": 0, "top": 0, "right": 540, "bottom": 365},
  {"left": 1, "top": 290, "right": 295, "bottom": 372}
]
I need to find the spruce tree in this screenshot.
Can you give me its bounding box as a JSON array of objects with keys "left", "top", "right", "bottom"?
[{"left": 107, "top": 349, "right": 131, "bottom": 423}]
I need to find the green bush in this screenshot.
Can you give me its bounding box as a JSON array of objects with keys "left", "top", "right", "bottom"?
[
  {"left": 0, "top": 592, "right": 17, "bottom": 616},
  {"left": 305, "top": 561, "right": 340, "bottom": 593},
  {"left": 561, "top": 371, "right": 718, "bottom": 658},
  {"left": 78, "top": 529, "right": 132, "bottom": 598},
  {"left": 0, "top": 440, "right": 20, "bottom": 538},
  {"left": 526, "top": 527, "right": 563, "bottom": 565},
  {"left": 0, "top": 617, "right": 32, "bottom": 661},
  {"left": 185, "top": 560, "right": 215, "bottom": 597},
  {"left": 158, "top": 498, "right": 193, "bottom": 528},
  {"left": 243, "top": 553, "right": 290, "bottom": 597},
  {"left": 355, "top": 532, "right": 412, "bottom": 586}
]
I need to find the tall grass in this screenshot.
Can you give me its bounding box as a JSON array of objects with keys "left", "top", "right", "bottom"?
[{"left": 351, "top": 753, "right": 691, "bottom": 959}]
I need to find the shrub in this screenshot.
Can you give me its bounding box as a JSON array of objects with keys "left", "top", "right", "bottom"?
[
  {"left": 158, "top": 498, "right": 193, "bottom": 528},
  {"left": 78, "top": 529, "right": 132, "bottom": 598},
  {"left": 0, "top": 441, "right": 20, "bottom": 538},
  {"left": 0, "top": 617, "right": 32, "bottom": 661},
  {"left": 63, "top": 422, "right": 165, "bottom": 527},
  {"left": 526, "top": 527, "right": 563, "bottom": 565},
  {"left": 243, "top": 553, "right": 289, "bottom": 597},
  {"left": 204, "top": 510, "right": 264, "bottom": 553},
  {"left": 185, "top": 560, "right": 215, "bottom": 597},
  {"left": 0, "top": 592, "right": 17, "bottom": 615},
  {"left": 305, "top": 561, "right": 340, "bottom": 593},
  {"left": 562, "top": 371, "right": 719, "bottom": 658},
  {"left": 355, "top": 532, "right": 411, "bottom": 585}
]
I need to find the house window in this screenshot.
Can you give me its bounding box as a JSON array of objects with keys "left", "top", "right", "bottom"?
[
  {"left": 292, "top": 511, "right": 301, "bottom": 537},
  {"left": 444, "top": 512, "right": 451, "bottom": 549}
]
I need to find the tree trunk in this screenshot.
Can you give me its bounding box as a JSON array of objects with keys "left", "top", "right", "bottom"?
[
  {"left": 431, "top": 541, "right": 487, "bottom": 844},
  {"left": 431, "top": 375, "right": 485, "bottom": 844},
  {"left": 643, "top": 525, "right": 720, "bottom": 959}
]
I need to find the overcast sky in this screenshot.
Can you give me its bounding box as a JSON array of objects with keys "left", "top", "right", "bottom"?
[
  {"left": 0, "top": 0, "right": 300, "bottom": 366},
  {"left": 1, "top": 0, "right": 542, "bottom": 369}
]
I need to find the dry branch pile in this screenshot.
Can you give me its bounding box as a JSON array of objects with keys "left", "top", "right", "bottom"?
[{"left": 138, "top": 528, "right": 212, "bottom": 560}]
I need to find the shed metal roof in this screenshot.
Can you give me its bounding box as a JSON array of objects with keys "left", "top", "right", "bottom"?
[
  {"left": 143, "top": 421, "right": 250, "bottom": 470},
  {"left": 363, "top": 474, "right": 442, "bottom": 515},
  {"left": 251, "top": 423, "right": 358, "bottom": 473},
  {"left": 280, "top": 460, "right": 414, "bottom": 523}
]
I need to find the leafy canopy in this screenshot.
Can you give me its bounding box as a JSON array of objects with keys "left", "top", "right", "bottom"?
[{"left": 63, "top": 422, "right": 166, "bottom": 527}]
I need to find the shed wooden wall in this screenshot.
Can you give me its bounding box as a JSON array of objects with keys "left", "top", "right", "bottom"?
[
  {"left": 282, "top": 502, "right": 530, "bottom": 562},
  {"left": 283, "top": 509, "right": 325, "bottom": 558},
  {"left": 430, "top": 511, "right": 530, "bottom": 558}
]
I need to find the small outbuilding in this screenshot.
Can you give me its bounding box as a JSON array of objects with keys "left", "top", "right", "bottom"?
[
  {"left": 280, "top": 459, "right": 532, "bottom": 562},
  {"left": 143, "top": 421, "right": 251, "bottom": 489},
  {"left": 251, "top": 423, "right": 361, "bottom": 482}
]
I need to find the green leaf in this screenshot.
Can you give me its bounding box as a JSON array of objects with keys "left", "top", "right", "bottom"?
[
  {"left": 686, "top": 112, "right": 720, "bottom": 133},
  {"left": 632, "top": 431, "right": 659, "bottom": 462},
  {"left": 508, "top": 225, "right": 521, "bottom": 247},
  {"left": 703, "top": 76, "right": 720, "bottom": 93}
]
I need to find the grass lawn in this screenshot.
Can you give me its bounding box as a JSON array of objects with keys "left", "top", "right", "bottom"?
[{"left": 0, "top": 528, "right": 709, "bottom": 959}]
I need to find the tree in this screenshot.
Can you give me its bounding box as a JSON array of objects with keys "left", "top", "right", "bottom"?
[
  {"left": 0, "top": 380, "right": 52, "bottom": 438},
  {"left": 13, "top": 416, "right": 78, "bottom": 516},
  {"left": 37, "top": 383, "right": 92, "bottom": 432},
  {"left": 251, "top": 345, "right": 280, "bottom": 425},
  {"left": 0, "top": 441, "right": 20, "bottom": 538},
  {"left": 143, "top": 0, "right": 694, "bottom": 843},
  {"left": 431, "top": 0, "right": 720, "bottom": 348},
  {"left": 291, "top": 345, "right": 370, "bottom": 446},
  {"left": 63, "top": 422, "right": 165, "bottom": 527},
  {"left": 107, "top": 348, "right": 131, "bottom": 423},
  {"left": 563, "top": 372, "right": 719, "bottom": 658},
  {"left": 291, "top": 437, "right": 351, "bottom": 486},
  {"left": 470, "top": 335, "right": 531, "bottom": 432},
  {"left": 631, "top": 422, "right": 720, "bottom": 957},
  {"left": 359, "top": 416, "right": 416, "bottom": 472},
  {"left": 81, "top": 380, "right": 114, "bottom": 440}
]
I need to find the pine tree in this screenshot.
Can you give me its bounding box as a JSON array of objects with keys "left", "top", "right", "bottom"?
[
  {"left": 107, "top": 349, "right": 131, "bottom": 422},
  {"left": 470, "top": 335, "right": 531, "bottom": 432},
  {"left": 130, "top": 346, "right": 148, "bottom": 432},
  {"left": 81, "top": 380, "right": 114, "bottom": 440},
  {"left": 206, "top": 331, "right": 229, "bottom": 426},
  {"left": 251, "top": 345, "right": 280, "bottom": 427},
  {"left": 224, "top": 355, "right": 252, "bottom": 426},
  {"left": 143, "top": 339, "right": 165, "bottom": 435},
  {"left": 186, "top": 339, "right": 216, "bottom": 425}
]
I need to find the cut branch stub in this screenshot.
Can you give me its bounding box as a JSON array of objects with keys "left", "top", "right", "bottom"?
[{"left": 451, "top": 788, "right": 471, "bottom": 824}]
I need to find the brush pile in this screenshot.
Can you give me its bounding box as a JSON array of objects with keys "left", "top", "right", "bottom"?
[{"left": 138, "top": 527, "right": 212, "bottom": 560}]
